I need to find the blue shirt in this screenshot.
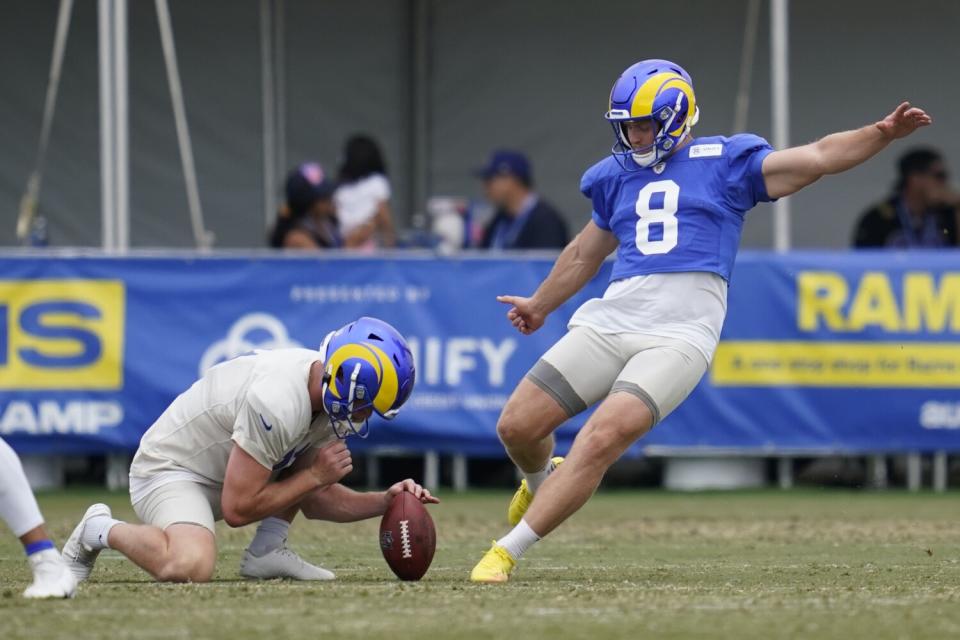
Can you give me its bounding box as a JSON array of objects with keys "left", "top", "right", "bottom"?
[{"left": 581, "top": 134, "right": 775, "bottom": 283}]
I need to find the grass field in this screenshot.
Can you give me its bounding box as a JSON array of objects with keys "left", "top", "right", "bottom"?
[{"left": 1, "top": 489, "right": 959, "bottom": 639}]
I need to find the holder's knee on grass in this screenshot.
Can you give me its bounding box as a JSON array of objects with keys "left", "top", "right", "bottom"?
[{"left": 154, "top": 550, "right": 215, "bottom": 583}]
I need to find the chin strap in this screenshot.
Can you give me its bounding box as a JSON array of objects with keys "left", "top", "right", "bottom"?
[{"left": 331, "top": 414, "right": 370, "bottom": 440}]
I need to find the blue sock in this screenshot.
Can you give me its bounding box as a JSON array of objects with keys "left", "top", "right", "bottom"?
[{"left": 25, "top": 539, "right": 56, "bottom": 557}]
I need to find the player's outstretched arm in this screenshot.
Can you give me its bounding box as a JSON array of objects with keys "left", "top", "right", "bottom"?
[
  {"left": 498, "top": 220, "right": 618, "bottom": 335},
  {"left": 762, "top": 102, "right": 932, "bottom": 199},
  {"left": 300, "top": 479, "right": 438, "bottom": 523}
]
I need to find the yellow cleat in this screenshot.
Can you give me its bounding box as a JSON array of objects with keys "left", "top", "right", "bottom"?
[
  {"left": 470, "top": 542, "right": 517, "bottom": 584},
  {"left": 507, "top": 456, "right": 564, "bottom": 526}
]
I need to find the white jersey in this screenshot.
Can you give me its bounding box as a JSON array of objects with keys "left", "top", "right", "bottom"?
[
  {"left": 568, "top": 272, "right": 727, "bottom": 363},
  {"left": 334, "top": 173, "right": 391, "bottom": 234},
  {"left": 130, "top": 349, "right": 336, "bottom": 490}
]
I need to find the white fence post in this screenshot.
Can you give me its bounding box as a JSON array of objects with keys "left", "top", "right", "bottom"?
[
  {"left": 932, "top": 451, "right": 947, "bottom": 493},
  {"left": 106, "top": 453, "right": 130, "bottom": 490},
  {"left": 869, "top": 455, "right": 888, "bottom": 490},
  {"left": 452, "top": 453, "right": 468, "bottom": 492},
  {"left": 367, "top": 452, "right": 380, "bottom": 489},
  {"left": 777, "top": 457, "right": 793, "bottom": 489},
  {"left": 423, "top": 450, "right": 439, "bottom": 492},
  {"left": 906, "top": 453, "right": 922, "bottom": 492}
]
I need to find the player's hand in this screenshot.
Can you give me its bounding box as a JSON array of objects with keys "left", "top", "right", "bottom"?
[
  {"left": 384, "top": 479, "right": 440, "bottom": 507},
  {"left": 497, "top": 295, "right": 547, "bottom": 335},
  {"left": 309, "top": 441, "right": 353, "bottom": 486},
  {"left": 876, "top": 102, "right": 932, "bottom": 140}
]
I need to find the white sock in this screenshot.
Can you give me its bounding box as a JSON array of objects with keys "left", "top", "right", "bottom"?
[
  {"left": 496, "top": 519, "right": 541, "bottom": 560},
  {"left": 248, "top": 517, "right": 290, "bottom": 556},
  {"left": 0, "top": 437, "right": 45, "bottom": 537},
  {"left": 28, "top": 548, "right": 63, "bottom": 571},
  {"left": 81, "top": 515, "right": 122, "bottom": 550},
  {"left": 524, "top": 458, "right": 558, "bottom": 494}
]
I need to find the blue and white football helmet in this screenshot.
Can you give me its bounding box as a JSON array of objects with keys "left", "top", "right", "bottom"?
[
  {"left": 605, "top": 59, "right": 700, "bottom": 169},
  {"left": 319, "top": 317, "right": 416, "bottom": 439}
]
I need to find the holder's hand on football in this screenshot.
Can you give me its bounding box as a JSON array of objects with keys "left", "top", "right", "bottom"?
[
  {"left": 876, "top": 102, "right": 932, "bottom": 140},
  {"left": 384, "top": 479, "right": 439, "bottom": 507},
  {"left": 497, "top": 294, "right": 547, "bottom": 335},
  {"left": 310, "top": 441, "right": 353, "bottom": 486}
]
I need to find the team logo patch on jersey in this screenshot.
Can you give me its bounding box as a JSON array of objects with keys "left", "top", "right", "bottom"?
[{"left": 689, "top": 144, "right": 724, "bottom": 158}]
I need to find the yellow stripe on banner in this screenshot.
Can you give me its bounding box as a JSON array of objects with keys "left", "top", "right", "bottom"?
[
  {"left": 711, "top": 341, "right": 960, "bottom": 388},
  {"left": 0, "top": 280, "right": 125, "bottom": 390}
]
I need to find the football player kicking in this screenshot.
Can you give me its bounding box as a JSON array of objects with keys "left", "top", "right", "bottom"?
[
  {"left": 470, "top": 59, "right": 932, "bottom": 583},
  {"left": 63, "top": 316, "right": 437, "bottom": 584},
  {"left": 0, "top": 437, "right": 77, "bottom": 598}
]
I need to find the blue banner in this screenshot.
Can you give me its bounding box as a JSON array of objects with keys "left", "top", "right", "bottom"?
[{"left": 1, "top": 251, "right": 959, "bottom": 457}]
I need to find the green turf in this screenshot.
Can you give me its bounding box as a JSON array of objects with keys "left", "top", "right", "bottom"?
[{"left": 2, "top": 489, "right": 959, "bottom": 639}]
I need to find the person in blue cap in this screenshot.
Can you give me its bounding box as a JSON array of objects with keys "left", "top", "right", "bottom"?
[
  {"left": 478, "top": 150, "right": 568, "bottom": 250},
  {"left": 269, "top": 162, "right": 342, "bottom": 250}
]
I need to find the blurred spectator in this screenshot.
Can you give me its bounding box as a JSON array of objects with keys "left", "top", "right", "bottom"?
[
  {"left": 334, "top": 135, "right": 396, "bottom": 250},
  {"left": 269, "top": 162, "right": 342, "bottom": 249},
  {"left": 477, "top": 150, "right": 568, "bottom": 250},
  {"left": 852, "top": 148, "right": 960, "bottom": 248},
  {"left": 427, "top": 196, "right": 472, "bottom": 254}
]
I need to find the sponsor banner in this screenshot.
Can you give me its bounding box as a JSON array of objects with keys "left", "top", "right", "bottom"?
[
  {"left": 1, "top": 251, "right": 959, "bottom": 456},
  {"left": 712, "top": 342, "right": 960, "bottom": 387},
  {"left": 0, "top": 280, "right": 125, "bottom": 389}
]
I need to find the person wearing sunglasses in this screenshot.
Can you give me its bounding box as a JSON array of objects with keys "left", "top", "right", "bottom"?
[{"left": 853, "top": 148, "right": 960, "bottom": 248}]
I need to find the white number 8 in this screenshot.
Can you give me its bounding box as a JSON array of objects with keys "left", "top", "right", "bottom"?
[{"left": 634, "top": 179, "right": 680, "bottom": 255}]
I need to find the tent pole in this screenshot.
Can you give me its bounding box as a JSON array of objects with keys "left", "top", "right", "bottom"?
[{"left": 771, "top": 0, "right": 791, "bottom": 252}]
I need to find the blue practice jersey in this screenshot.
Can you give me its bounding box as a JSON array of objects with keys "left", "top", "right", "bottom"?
[{"left": 581, "top": 134, "right": 775, "bottom": 283}]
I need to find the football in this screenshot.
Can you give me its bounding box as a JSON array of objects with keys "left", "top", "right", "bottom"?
[{"left": 379, "top": 490, "right": 436, "bottom": 581}]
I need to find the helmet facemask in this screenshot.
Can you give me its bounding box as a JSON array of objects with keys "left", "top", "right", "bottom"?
[
  {"left": 322, "top": 361, "right": 374, "bottom": 439},
  {"left": 607, "top": 99, "right": 699, "bottom": 170},
  {"left": 610, "top": 117, "right": 661, "bottom": 169}
]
